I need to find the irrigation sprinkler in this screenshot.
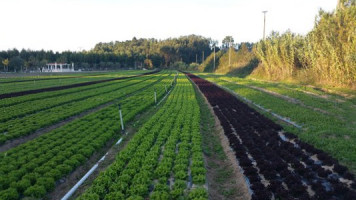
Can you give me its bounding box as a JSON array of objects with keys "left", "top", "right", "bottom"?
[
  {"left": 154, "top": 88, "right": 157, "bottom": 104},
  {"left": 118, "top": 104, "right": 124, "bottom": 132}
]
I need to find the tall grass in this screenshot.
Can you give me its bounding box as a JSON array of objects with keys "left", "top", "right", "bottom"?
[
  {"left": 254, "top": 4, "right": 356, "bottom": 88},
  {"left": 198, "top": 50, "right": 224, "bottom": 72},
  {"left": 214, "top": 44, "right": 256, "bottom": 74}
]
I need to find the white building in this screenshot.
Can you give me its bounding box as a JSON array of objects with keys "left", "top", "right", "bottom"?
[{"left": 42, "top": 62, "right": 74, "bottom": 72}]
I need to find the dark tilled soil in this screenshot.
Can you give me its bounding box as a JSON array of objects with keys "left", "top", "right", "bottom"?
[
  {"left": 0, "top": 70, "right": 159, "bottom": 99},
  {"left": 186, "top": 73, "right": 356, "bottom": 200}
]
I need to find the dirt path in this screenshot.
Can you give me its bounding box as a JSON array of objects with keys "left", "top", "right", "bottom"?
[{"left": 0, "top": 70, "right": 159, "bottom": 99}]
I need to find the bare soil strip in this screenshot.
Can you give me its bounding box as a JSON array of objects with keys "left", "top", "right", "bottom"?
[
  {"left": 0, "top": 70, "right": 159, "bottom": 99},
  {"left": 186, "top": 73, "right": 356, "bottom": 200}
]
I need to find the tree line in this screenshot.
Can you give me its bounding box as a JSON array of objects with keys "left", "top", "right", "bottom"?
[{"left": 0, "top": 35, "right": 213, "bottom": 72}]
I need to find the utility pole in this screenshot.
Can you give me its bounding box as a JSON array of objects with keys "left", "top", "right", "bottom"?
[
  {"left": 202, "top": 51, "right": 204, "bottom": 63},
  {"left": 196, "top": 54, "right": 198, "bottom": 63},
  {"left": 262, "top": 11, "right": 268, "bottom": 40},
  {"left": 229, "top": 38, "right": 232, "bottom": 66},
  {"left": 213, "top": 45, "right": 216, "bottom": 71}
]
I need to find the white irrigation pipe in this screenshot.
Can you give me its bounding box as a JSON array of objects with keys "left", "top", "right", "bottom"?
[
  {"left": 61, "top": 137, "right": 123, "bottom": 200},
  {"left": 115, "top": 137, "right": 123, "bottom": 145},
  {"left": 156, "top": 84, "right": 174, "bottom": 106}
]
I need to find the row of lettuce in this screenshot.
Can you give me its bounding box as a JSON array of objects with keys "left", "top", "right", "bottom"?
[
  {"left": 0, "top": 70, "right": 145, "bottom": 94},
  {"left": 76, "top": 75, "right": 207, "bottom": 200},
  {"left": 0, "top": 73, "right": 165, "bottom": 144},
  {"left": 199, "top": 74, "right": 356, "bottom": 172},
  {"left": 0, "top": 72, "right": 175, "bottom": 199}
]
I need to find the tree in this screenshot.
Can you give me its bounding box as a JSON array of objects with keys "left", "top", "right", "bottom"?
[
  {"left": 2, "top": 58, "right": 9, "bottom": 72},
  {"left": 222, "top": 36, "right": 234, "bottom": 49},
  {"left": 24, "top": 56, "right": 38, "bottom": 71},
  {"left": 144, "top": 58, "right": 153, "bottom": 69},
  {"left": 9, "top": 56, "right": 24, "bottom": 72}
]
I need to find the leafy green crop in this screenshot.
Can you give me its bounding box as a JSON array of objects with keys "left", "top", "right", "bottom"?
[
  {"left": 76, "top": 74, "right": 207, "bottom": 200},
  {"left": 0, "top": 72, "right": 175, "bottom": 199}
]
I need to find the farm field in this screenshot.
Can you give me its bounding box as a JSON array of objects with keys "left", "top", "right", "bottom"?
[
  {"left": 196, "top": 73, "right": 356, "bottom": 173},
  {"left": 187, "top": 73, "right": 356, "bottom": 199},
  {"left": 76, "top": 75, "right": 207, "bottom": 200},
  {"left": 0, "top": 70, "right": 148, "bottom": 95},
  {"left": 1, "top": 70, "right": 355, "bottom": 200},
  {"left": 0, "top": 72, "right": 163, "bottom": 145}
]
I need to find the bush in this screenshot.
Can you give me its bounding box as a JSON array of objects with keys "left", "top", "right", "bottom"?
[{"left": 172, "top": 61, "right": 188, "bottom": 70}]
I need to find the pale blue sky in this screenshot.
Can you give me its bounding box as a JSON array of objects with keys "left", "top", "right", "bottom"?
[{"left": 0, "top": 0, "right": 336, "bottom": 52}]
